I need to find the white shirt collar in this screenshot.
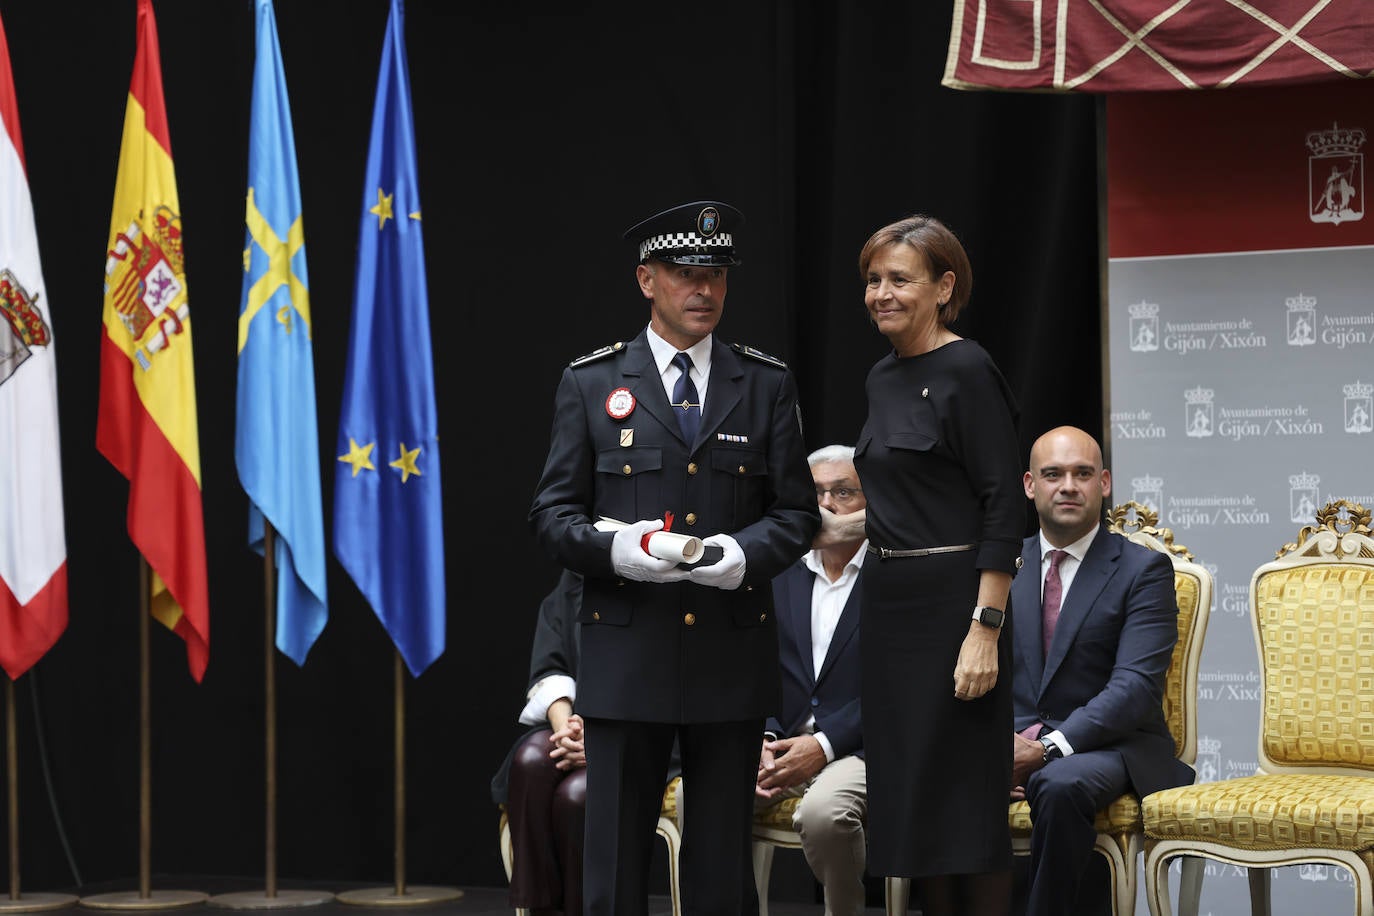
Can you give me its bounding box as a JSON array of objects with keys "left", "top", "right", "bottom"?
[
  {"left": 1038, "top": 523, "right": 1099, "bottom": 565},
  {"left": 802, "top": 540, "right": 868, "bottom": 583},
  {"left": 646, "top": 325, "right": 712, "bottom": 378}
]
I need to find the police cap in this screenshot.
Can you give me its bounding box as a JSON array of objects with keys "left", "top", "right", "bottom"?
[{"left": 622, "top": 200, "right": 744, "bottom": 267}]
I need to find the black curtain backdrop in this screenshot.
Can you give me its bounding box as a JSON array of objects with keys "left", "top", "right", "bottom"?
[{"left": 2, "top": 0, "right": 1100, "bottom": 893}]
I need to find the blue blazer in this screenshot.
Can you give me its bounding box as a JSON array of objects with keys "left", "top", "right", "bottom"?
[
  {"left": 1011, "top": 527, "right": 1193, "bottom": 797},
  {"left": 766, "top": 558, "right": 863, "bottom": 759}
]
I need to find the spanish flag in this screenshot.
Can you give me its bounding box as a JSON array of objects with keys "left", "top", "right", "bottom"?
[
  {"left": 0, "top": 10, "right": 69, "bottom": 680},
  {"left": 97, "top": 0, "right": 209, "bottom": 682}
]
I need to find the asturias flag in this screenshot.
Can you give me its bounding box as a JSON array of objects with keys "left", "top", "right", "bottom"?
[
  {"left": 334, "top": 0, "right": 445, "bottom": 678},
  {"left": 0, "top": 10, "right": 68, "bottom": 680},
  {"left": 97, "top": 0, "right": 210, "bottom": 682},
  {"left": 236, "top": 0, "right": 327, "bottom": 666}
]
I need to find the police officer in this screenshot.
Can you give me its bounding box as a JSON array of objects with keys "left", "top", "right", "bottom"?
[{"left": 529, "top": 200, "right": 820, "bottom": 916}]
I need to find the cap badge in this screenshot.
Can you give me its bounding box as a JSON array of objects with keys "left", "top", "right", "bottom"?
[
  {"left": 698, "top": 207, "right": 720, "bottom": 237},
  {"left": 605, "top": 387, "right": 636, "bottom": 420}
]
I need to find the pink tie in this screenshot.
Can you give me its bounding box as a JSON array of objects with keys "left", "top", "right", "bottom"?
[
  {"left": 1041, "top": 549, "right": 1068, "bottom": 656},
  {"left": 1018, "top": 549, "right": 1069, "bottom": 743}
]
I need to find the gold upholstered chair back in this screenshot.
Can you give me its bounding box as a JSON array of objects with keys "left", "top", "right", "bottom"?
[
  {"left": 1113, "top": 501, "right": 1212, "bottom": 767},
  {"left": 1250, "top": 503, "right": 1374, "bottom": 776},
  {"left": 1141, "top": 500, "right": 1374, "bottom": 916}
]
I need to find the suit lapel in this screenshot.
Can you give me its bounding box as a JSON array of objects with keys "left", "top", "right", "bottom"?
[
  {"left": 695, "top": 340, "right": 742, "bottom": 450},
  {"left": 621, "top": 334, "right": 681, "bottom": 439},
  {"left": 778, "top": 563, "right": 816, "bottom": 691},
  {"left": 1011, "top": 534, "right": 1045, "bottom": 689},
  {"left": 1042, "top": 527, "right": 1121, "bottom": 688}
]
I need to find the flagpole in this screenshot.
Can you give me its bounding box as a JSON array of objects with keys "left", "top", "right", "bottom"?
[
  {"left": 80, "top": 559, "right": 205, "bottom": 911},
  {"left": 335, "top": 652, "right": 460, "bottom": 907},
  {"left": 0, "top": 679, "right": 75, "bottom": 913},
  {"left": 208, "top": 526, "right": 331, "bottom": 911}
]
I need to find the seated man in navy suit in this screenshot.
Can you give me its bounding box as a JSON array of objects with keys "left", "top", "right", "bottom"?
[
  {"left": 756, "top": 444, "right": 868, "bottom": 916},
  {"left": 1011, "top": 426, "right": 1194, "bottom": 916}
]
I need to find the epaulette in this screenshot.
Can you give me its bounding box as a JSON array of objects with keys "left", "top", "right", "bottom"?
[
  {"left": 730, "top": 342, "right": 787, "bottom": 369},
  {"left": 570, "top": 341, "right": 626, "bottom": 368}
]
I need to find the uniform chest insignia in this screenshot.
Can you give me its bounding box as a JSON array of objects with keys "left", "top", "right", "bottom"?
[
  {"left": 605, "top": 387, "right": 636, "bottom": 420},
  {"left": 730, "top": 341, "right": 787, "bottom": 368}
]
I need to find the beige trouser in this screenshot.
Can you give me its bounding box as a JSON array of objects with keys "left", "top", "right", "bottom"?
[{"left": 757, "top": 754, "right": 868, "bottom": 916}]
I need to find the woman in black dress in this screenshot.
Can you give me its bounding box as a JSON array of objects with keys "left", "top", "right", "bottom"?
[{"left": 853, "top": 214, "right": 1023, "bottom": 916}]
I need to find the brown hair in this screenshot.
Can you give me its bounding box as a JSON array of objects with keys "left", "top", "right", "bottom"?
[{"left": 857, "top": 214, "right": 973, "bottom": 324}]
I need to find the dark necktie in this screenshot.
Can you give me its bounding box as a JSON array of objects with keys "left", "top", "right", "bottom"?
[
  {"left": 1041, "top": 549, "right": 1068, "bottom": 656},
  {"left": 1017, "top": 548, "right": 1070, "bottom": 742},
  {"left": 671, "top": 352, "right": 700, "bottom": 444}
]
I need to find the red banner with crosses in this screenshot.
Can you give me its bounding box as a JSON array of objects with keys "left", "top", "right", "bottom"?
[{"left": 944, "top": 0, "right": 1374, "bottom": 93}]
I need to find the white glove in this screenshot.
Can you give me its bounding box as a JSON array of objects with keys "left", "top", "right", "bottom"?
[
  {"left": 610, "top": 519, "right": 690, "bottom": 583},
  {"left": 687, "top": 533, "right": 746, "bottom": 590}
]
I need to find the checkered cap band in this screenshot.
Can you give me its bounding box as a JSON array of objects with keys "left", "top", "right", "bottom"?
[{"left": 639, "top": 231, "right": 735, "bottom": 262}]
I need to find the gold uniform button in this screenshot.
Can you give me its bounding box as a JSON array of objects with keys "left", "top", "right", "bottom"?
[
  {"left": 685, "top": 512, "right": 698, "bottom": 526},
  {"left": 684, "top": 613, "right": 696, "bottom": 626},
  {"left": 592, "top": 612, "right": 601, "bottom": 621},
  {"left": 687, "top": 462, "right": 698, "bottom": 475},
  {"left": 759, "top": 613, "right": 767, "bottom": 622},
  {"left": 738, "top": 465, "right": 747, "bottom": 474},
  {"left": 622, "top": 464, "right": 632, "bottom": 475}
]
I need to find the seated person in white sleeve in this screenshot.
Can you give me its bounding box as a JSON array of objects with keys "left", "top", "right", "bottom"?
[
  {"left": 756, "top": 445, "right": 870, "bottom": 916},
  {"left": 491, "top": 570, "right": 589, "bottom": 916},
  {"left": 492, "top": 571, "right": 682, "bottom": 916}
]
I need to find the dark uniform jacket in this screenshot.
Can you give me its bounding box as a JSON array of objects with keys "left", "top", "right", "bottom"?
[
  {"left": 489, "top": 570, "right": 683, "bottom": 805},
  {"left": 529, "top": 329, "right": 819, "bottom": 724}
]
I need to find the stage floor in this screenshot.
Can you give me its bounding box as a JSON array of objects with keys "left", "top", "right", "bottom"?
[{"left": 20, "top": 879, "right": 901, "bottom": 916}]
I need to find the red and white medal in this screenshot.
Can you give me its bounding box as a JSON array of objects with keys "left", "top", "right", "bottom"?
[{"left": 605, "top": 387, "right": 636, "bottom": 420}]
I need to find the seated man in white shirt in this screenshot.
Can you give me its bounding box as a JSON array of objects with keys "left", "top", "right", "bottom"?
[{"left": 756, "top": 444, "right": 869, "bottom": 916}]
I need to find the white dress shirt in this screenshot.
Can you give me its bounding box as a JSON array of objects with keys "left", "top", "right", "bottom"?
[{"left": 646, "top": 326, "right": 712, "bottom": 408}]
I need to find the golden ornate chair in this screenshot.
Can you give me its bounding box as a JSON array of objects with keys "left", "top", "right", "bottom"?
[
  {"left": 750, "top": 794, "right": 805, "bottom": 916},
  {"left": 884, "top": 501, "right": 1212, "bottom": 916},
  {"left": 498, "top": 776, "right": 682, "bottom": 916},
  {"left": 1142, "top": 500, "right": 1374, "bottom": 916}
]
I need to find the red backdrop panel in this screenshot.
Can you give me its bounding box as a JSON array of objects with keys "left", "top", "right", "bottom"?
[{"left": 1107, "top": 80, "right": 1374, "bottom": 258}]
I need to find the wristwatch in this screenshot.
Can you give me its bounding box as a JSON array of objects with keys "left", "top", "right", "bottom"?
[
  {"left": 1039, "top": 735, "right": 1064, "bottom": 763},
  {"left": 971, "top": 605, "right": 1005, "bottom": 629}
]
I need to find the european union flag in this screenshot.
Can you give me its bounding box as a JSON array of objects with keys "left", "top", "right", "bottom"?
[
  {"left": 333, "top": 0, "right": 445, "bottom": 678},
  {"left": 235, "top": 0, "right": 327, "bottom": 666}
]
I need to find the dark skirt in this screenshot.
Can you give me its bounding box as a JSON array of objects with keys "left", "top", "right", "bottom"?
[{"left": 860, "top": 550, "right": 1013, "bottom": 877}]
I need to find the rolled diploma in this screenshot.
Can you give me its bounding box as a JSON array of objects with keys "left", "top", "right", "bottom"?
[{"left": 593, "top": 517, "right": 708, "bottom": 565}]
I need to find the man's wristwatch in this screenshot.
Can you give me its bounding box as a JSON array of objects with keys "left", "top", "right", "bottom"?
[
  {"left": 1039, "top": 735, "right": 1063, "bottom": 763},
  {"left": 971, "top": 605, "right": 1005, "bottom": 629}
]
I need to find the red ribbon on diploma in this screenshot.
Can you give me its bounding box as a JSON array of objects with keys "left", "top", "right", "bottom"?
[{"left": 642, "top": 511, "right": 674, "bottom": 554}]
